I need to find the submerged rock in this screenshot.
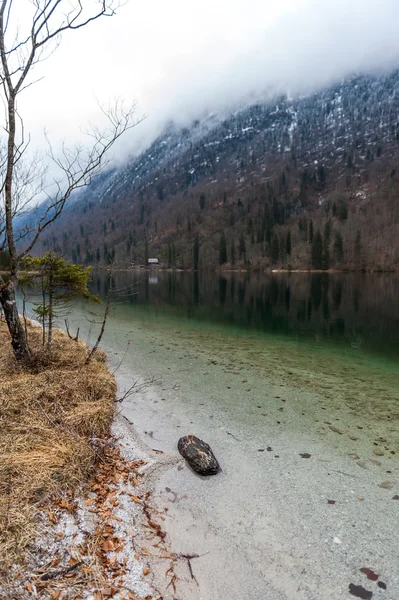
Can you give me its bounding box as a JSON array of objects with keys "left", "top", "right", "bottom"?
[{"left": 178, "top": 435, "right": 220, "bottom": 475}]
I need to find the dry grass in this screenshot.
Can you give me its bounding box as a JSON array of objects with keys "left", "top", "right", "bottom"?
[{"left": 0, "top": 319, "right": 116, "bottom": 578}]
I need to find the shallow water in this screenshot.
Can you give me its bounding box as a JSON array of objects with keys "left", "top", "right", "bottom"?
[
  {"left": 85, "top": 271, "right": 399, "bottom": 443},
  {"left": 35, "top": 272, "right": 399, "bottom": 599}
]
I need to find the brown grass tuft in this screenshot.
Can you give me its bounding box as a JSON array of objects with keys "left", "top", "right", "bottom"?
[{"left": 0, "top": 319, "right": 116, "bottom": 578}]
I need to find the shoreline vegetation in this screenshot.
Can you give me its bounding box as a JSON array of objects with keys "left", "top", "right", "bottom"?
[{"left": 0, "top": 319, "right": 169, "bottom": 600}]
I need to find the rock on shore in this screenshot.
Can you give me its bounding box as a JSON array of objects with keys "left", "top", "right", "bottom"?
[{"left": 178, "top": 435, "right": 220, "bottom": 475}]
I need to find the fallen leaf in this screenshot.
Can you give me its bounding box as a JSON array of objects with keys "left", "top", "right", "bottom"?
[
  {"left": 129, "top": 495, "right": 141, "bottom": 504},
  {"left": 360, "top": 567, "right": 379, "bottom": 581},
  {"left": 392, "top": 495, "right": 399, "bottom": 500},
  {"left": 143, "top": 568, "right": 150, "bottom": 576},
  {"left": 24, "top": 584, "right": 34, "bottom": 593},
  {"left": 300, "top": 453, "right": 311, "bottom": 458},
  {"left": 327, "top": 500, "right": 336, "bottom": 505}
]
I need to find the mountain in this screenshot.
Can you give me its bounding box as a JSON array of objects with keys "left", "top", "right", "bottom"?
[{"left": 37, "top": 70, "right": 399, "bottom": 271}]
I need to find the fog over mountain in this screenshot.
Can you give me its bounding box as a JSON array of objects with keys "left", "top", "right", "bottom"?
[{"left": 16, "top": 0, "right": 399, "bottom": 159}]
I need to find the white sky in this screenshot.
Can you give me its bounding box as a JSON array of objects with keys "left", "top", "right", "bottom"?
[{"left": 8, "top": 0, "right": 399, "bottom": 160}]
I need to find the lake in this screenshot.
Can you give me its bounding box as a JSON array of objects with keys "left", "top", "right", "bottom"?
[{"left": 47, "top": 271, "right": 399, "bottom": 598}]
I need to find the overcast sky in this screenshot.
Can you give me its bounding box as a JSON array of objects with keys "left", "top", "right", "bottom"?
[{"left": 10, "top": 0, "right": 399, "bottom": 160}]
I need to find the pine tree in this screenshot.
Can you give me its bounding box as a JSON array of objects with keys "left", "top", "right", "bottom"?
[
  {"left": 333, "top": 231, "right": 344, "bottom": 263},
  {"left": 219, "top": 232, "right": 227, "bottom": 265},
  {"left": 322, "top": 220, "right": 331, "bottom": 270},
  {"left": 199, "top": 194, "right": 205, "bottom": 210},
  {"left": 168, "top": 244, "right": 172, "bottom": 268},
  {"left": 22, "top": 253, "right": 98, "bottom": 350},
  {"left": 309, "top": 219, "right": 314, "bottom": 244},
  {"left": 285, "top": 230, "right": 292, "bottom": 256},
  {"left": 239, "top": 233, "right": 246, "bottom": 260},
  {"left": 311, "top": 231, "right": 323, "bottom": 269},
  {"left": 193, "top": 233, "right": 199, "bottom": 270},
  {"left": 231, "top": 241, "right": 236, "bottom": 266},
  {"left": 171, "top": 243, "right": 176, "bottom": 267},
  {"left": 270, "top": 233, "right": 279, "bottom": 265}
]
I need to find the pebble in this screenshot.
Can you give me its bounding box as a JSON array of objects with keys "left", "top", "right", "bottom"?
[
  {"left": 373, "top": 448, "right": 384, "bottom": 456},
  {"left": 329, "top": 425, "right": 344, "bottom": 434},
  {"left": 378, "top": 481, "right": 394, "bottom": 489}
]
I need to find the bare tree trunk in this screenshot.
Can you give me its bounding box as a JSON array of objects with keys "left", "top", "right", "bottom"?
[
  {"left": 0, "top": 2, "right": 140, "bottom": 360},
  {"left": 0, "top": 280, "right": 31, "bottom": 361},
  {"left": 48, "top": 272, "right": 53, "bottom": 350}
]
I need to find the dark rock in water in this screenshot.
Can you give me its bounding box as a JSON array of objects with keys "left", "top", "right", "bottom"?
[{"left": 178, "top": 435, "right": 220, "bottom": 475}]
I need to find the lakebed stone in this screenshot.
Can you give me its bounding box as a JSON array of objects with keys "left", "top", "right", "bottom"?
[{"left": 178, "top": 435, "right": 220, "bottom": 475}]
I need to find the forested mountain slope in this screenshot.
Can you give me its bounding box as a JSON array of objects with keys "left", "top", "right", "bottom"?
[{"left": 38, "top": 70, "right": 399, "bottom": 271}]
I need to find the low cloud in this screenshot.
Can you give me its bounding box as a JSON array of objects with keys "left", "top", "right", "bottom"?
[{"left": 13, "top": 0, "right": 399, "bottom": 162}]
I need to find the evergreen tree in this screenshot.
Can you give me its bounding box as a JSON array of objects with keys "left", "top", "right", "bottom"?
[
  {"left": 333, "top": 232, "right": 344, "bottom": 263},
  {"left": 22, "top": 253, "right": 98, "bottom": 350},
  {"left": 219, "top": 232, "right": 227, "bottom": 265},
  {"left": 239, "top": 233, "right": 246, "bottom": 260},
  {"left": 171, "top": 243, "right": 176, "bottom": 267},
  {"left": 270, "top": 233, "right": 279, "bottom": 265},
  {"left": 168, "top": 243, "right": 172, "bottom": 268},
  {"left": 322, "top": 220, "right": 331, "bottom": 269},
  {"left": 309, "top": 219, "right": 314, "bottom": 243},
  {"left": 231, "top": 241, "right": 236, "bottom": 266},
  {"left": 96, "top": 248, "right": 100, "bottom": 263},
  {"left": 199, "top": 194, "right": 205, "bottom": 210},
  {"left": 144, "top": 239, "right": 149, "bottom": 264},
  {"left": 311, "top": 231, "right": 323, "bottom": 269},
  {"left": 338, "top": 200, "right": 348, "bottom": 222},
  {"left": 354, "top": 230, "right": 362, "bottom": 268},
  {"left": 193, "top": 233, "right": 199, "bottom": 270},
  {"left": 324, "top": 219, "right": 332, "bottom": 244},
  {"left": 285, "top": 230, "right": 292, "bottom": 256},
  {"left": 322, "top": 238, "right": 330, "bottom": 270}
]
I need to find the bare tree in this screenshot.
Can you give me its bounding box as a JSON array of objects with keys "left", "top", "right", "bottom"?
[{"left": 0, "top": 1, "right": 141, "bottom": 360}]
